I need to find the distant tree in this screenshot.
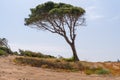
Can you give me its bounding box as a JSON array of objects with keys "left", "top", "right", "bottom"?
[
  {"left": 0, "top": 38, "right": 9, "bottom": 48},
  {"left": 0, "top": 38, "right": 12, "bottom": 54},
  {"left": 25, "top": 1, "right": 86, "bottom": 61}
]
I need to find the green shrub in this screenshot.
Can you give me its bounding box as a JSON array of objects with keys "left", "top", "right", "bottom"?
[
  {"left": 96, "top": 69, "right": 110, "bottom": 75},
  {"left": 64, "top": 57, "right": 74, "bottom": 62},
  {"left": 85, "top": 67, "right": 110, "bottom": 75},
  {"left": 60, "top": 56, "right": 74, "bottom": 62},
  {"left": 14, "top": 57, "right": 85, "bottom": 71},
  {"left": 0, "top": 47, "right": 13, "bottom": 55},
  {"left": 12, "top": 51, "right": 19, "bottom": 55},
  {"left": 19, "top": 49, "right": 55, "bottom": 58},
  {"left": 0, "top": 50, "right": 7, "bottom": 56},
  {"left": 85, "top": 69, "right": 94, "bottom": 75}
]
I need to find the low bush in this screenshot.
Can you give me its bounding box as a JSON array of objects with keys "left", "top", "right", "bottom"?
[
  {"left": 0, "top": 47, "right": 13, "bottom": 56},
  {"left": 0, "top": 50, "right": 7, "bottom": 56},
  {"left": 12, "top": 51, "right": 19, "bottom": 55},
  {"left": 85, "top": 69, "right": 94, "bottom": 75},
  {"left": 85, "top": 67, "right": 110, "bottom": 75},
  {"left": 61, "top": 57, "right": 75, "bottom": 62},
  {"left": 19, "top": 49, "right": 55, "bottom": 58},
  {"left": 96, "top": 68, "right": 110, "bottom": 75},
  {"left": 14, "top": 57, "right": 112, "bottom": 75},
  {"left": 14, "top": 57, "right": 85, "bottom": 71}
]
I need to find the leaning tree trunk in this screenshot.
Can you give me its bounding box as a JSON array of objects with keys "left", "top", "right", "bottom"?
[{"left": 69, "top": 42, "right": 79, "bottom": 61}]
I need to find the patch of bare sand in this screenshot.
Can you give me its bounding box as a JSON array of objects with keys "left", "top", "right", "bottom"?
[{"left": 0, "top": 56, "right": 120, "bottom": 80}]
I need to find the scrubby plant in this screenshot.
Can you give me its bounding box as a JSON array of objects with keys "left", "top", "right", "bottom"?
[
  {"left": 85, "top": 67, "right": 110, "bottom": 75},
  {"left": 61, "top": 56, "right": 75, "bottom": 62},
  {"left": 12, "top": 51, "right": 19, "bottom": 55},
  {"left": 96, "top": 68, "right": 110, "bottom": 75},
  {"left": 85, "top": 69, "right": 94, "bottom": 75},
  {"left": 0, "top": 47, "right": 13, "bottom": 56},
  {"left": 19, "top": 49, "right": 55, "bottom": 58},
  {"left": 14, "top": 56, "right": 112, "bottom": 75},
  {"left": 0, "top": 47, "right": 12, "bottom": 54},
  {"left": 14, "top": 57, "right": 85, "bottom": 71},
  {"left": 0, "top": 50, "right": 7, "bottom": 56}
]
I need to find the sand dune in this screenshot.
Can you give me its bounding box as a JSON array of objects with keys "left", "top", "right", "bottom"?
[{"left": 0, "top": 56, "right": 120, "bottom": 80}]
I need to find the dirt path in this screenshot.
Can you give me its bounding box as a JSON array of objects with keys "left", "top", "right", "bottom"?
[{"left": 0, "top": 56, "right": 120, "bottom": 80}]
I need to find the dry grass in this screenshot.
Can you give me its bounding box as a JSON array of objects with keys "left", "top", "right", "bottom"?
[
  {"left": 14, "top": 56, "right": 120, "bottom": 76},
  {"left": 102, "top": 62, "right": 120, "bottom": 76},
  {"left": 14, "top": 57, "right": 87, "bottom": 71}
]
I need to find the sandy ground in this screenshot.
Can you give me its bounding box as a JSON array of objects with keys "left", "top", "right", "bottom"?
[{"left": 0, "top": 56, "right": 120, "bottom": 80}]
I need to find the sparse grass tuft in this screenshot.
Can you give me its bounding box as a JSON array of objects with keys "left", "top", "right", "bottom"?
[
  {"left": 96, "top": 68, "right": 110, "bottom": 75},
  {"left": 61, "top": 57, "right": 74, "bottom": 62},
  {"left": 102, "top": 62, "right": 120, "bottom": 76},
  {"left": 85, "top": 67, "right": 110, "bottom": 75}
]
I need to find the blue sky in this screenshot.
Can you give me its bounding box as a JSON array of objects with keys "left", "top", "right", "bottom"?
[{"left": 0, "top": 0, "right": 120, "bottom": 62}]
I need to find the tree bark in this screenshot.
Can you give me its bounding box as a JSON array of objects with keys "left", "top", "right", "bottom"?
[{"left": 69, "top": 42, "right": 79, "bottom": 61}]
